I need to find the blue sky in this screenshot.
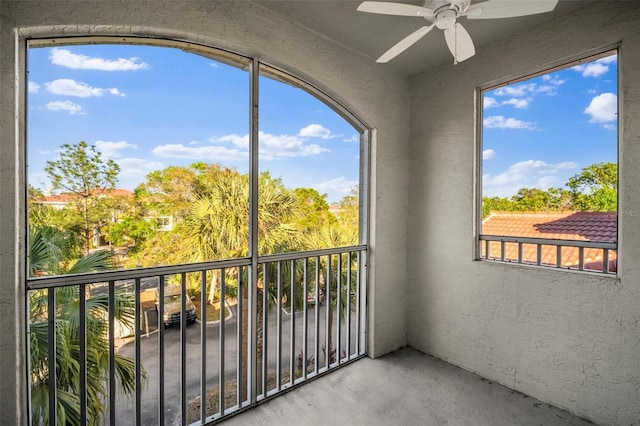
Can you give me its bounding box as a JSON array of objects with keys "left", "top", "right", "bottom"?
[
  {"left": 27, "top": 44, "right": 360, "bottom": 204},
  {"left": 482, "top": 52, "right": 618, "bottom": 198}
]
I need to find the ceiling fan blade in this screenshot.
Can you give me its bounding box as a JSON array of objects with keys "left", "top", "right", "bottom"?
[
  {"left": 357, "top": 1, "right": 434, "bottom": 18},
  {"left": 444, "top": 23, "right": 475, "bottom": 63},
  {"left": 466, "top": 0, "right": 559, "bottom": 19},
  {"left": 376, "top": 24, "right": 435, "bottom": 63}
]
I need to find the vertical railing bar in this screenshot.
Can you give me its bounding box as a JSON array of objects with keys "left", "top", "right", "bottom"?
[
  {"left": 200, "top": 271, "right": 207, "bottom": 423},
  {"left": 289, "top": 259, "right": 295, "bottom": 384},
  {"left": 180, "top": 272, "right": 187, "bottom": 426},
  {"left": 578, "top": 247, "right": 585, "bottom": 271},
  {"left": 276, "top": 261, "right": 282, "bottom": 391},
  {"left": 556, "top": 245, "right": 562, "bottom": 268},
  {"left": 261, "top": 263, "right": 268, "bottom": 397},
  {"left": 134, "top": 278, "right": 142, "bottom": 426},
  {"left": 603, "top": 249, "right": 610, "bottom": 273},
  {"left": 108, "top": 281, "right": 116, "bottom": 426},
  {"left": 346, "top": 252, "right": 352, "bottom": 359},
  {"left": 79, "top": 283, "right": 87, "bottom": 426},
  {"left": 47, "top": 289, "right": 57, "bottom": 425},
  {"left": 325, "top": 254, "right": 331, "bottom": 369},
  {"left": 484, "top": 239, "right": 489, "bottom": 259},
  {"left": 302, "top": 258, "right": 308, "bottom": 380},
  {"left": 358, "top": 251, "right": 365, "bottom": 356},
  {"left": 336, "top": 253, "right": 342, "bottom": 365},
  {"left": 236, "top": 267, "right": 243, "bottom": 408},
  {"left": 517, "top": 242, "right": 523, "bottom": 264},
  {"left": 314, "top": 256, "right": 320, "bottom": 375},
  {"left": 219, "top": 269, "right": 226, "bottom": 416},
  {"left": 355, "top": 253, "right": 360, "bottom": 356},
  {"left": 536, "top": 244, "right": 542, "bottom": 266},
  {"left": 500, "top": 240, "right": 506, "bottom": 261},
  {"left": 158, "top": 275, "right": 165, "bottom": 426}
]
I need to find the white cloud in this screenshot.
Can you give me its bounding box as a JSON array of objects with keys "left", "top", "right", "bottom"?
[
  {"left": 44, "top": 79, "right": 125, "bottom": 98},
  {"left": 494, "top": 84, "right": 534, "bottom": 97},
  {"left": 314, "top": 177, "right": 358, "bottom": 196},
  {"left": 209, "top": 63, "right": 219, "bottom": 68},
  {"left": 483, "top": 96, "right": 499, "bottom": 109},
  {"left": 116, "top": 158, "right": 166, "bottom": 179},
  {"left": 584, "top": 92, "right": 617, "bottom": 124},
  {"left": 483, "top": 149, "right": 496, "bottom": 160},
  {"left": 50, "top": 48, "right": 148, "bottom": 71},
  {"left": 153, "top": 143, "right": 247, "bottom": 162},
  {"left": 95, "top": 140, "right": 137, "bottom": 158},
  {"left": 28, "top": 81, "right": 40, "bottom": 94},
  {"left": 483, "top": 160, "right": 578, "bottom": 197},
  {"left": 298, "top": 124, "right": 339, "bottom": 139},
  {"left": 343, "top": 134, "right": 359, "bottom": 143},
  {"left": 46, "top": 100, "right": 82, "bottom": 114},
  {"left": 208, "top": 130, "right": 330, "bottom": 160},
  {"left": 483, "top": 115, "right": 537, "bottom": 130},
  {"left": 502, "top": 98, "right": 530, "bottom": 109},
  {"left": 572, "top": 55, "right": 617, "bottom": 78}
]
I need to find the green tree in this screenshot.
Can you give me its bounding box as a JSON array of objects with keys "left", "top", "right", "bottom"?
[
  {"left": 28, "top": 225, "right": 142, "bottom": 425},
  {"left": 45, "top": 142, "right": 120, "bottom": 255},
  {"left": 482, "top": 196, "right": 514, "bottom": 218},
  {"left": 292, "top": 188, "right": 336, "bottom": 232},
  {"left": 567, "top": 162, "right": 617, "bottom": 211}
]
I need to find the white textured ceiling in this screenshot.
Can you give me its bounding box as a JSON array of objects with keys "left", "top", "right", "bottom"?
[{"left": 255, "top": 0, "right": 595, "bottom": 76}]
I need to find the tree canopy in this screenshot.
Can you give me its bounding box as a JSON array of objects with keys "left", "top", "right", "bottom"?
[{"left": 482, "top": 162, "right": 617, "bottom": 217}]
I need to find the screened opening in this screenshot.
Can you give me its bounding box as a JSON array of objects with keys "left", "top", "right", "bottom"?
[{"left": 479, "top": 50, "right": 618, "bottom": 273}]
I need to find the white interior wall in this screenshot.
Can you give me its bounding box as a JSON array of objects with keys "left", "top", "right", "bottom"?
[
  {"left": 0, "top": 2, "right": 410, "bottom": 422},
  {"left": 408, "top": 2, "right": 640, "bottom": 425}
]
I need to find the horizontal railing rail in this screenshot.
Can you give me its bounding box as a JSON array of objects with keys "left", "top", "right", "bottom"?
[
  {"left": 26, "top": 246, "right": 367, "bottom": 426},
  {"left": 479, "top": 234, "right": 616, "bottom": 274}
]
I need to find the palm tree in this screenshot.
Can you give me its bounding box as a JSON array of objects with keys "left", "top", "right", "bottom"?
[
  {"left": 302, "top": 221, "right": 359, "bottom": 366},
  {"left": 28, "top": 225, "right": 142, "bottom": 425},
  {"left": 184, "top": 169, "right": 299, "bottom": 398}
]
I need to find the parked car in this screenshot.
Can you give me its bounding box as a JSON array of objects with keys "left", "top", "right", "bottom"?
[{"left": 157, "top": 287, "right": 197, "bottom": 327}]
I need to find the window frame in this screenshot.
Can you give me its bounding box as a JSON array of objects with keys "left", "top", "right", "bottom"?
[{"left": 474, "top": 47, "right": 620, "bottom": 275}]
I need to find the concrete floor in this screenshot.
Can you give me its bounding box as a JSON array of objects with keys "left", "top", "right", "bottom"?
[{"left": 223, "top": 347, "right": 594, "bottom": 426}]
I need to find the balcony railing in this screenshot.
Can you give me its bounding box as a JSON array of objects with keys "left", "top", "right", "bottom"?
[
  {"left": 479, "top": 235, "right": 616, "bottom": 274},
  {"left": 26, "top": 245, "right": 367, "bottom": 425}
]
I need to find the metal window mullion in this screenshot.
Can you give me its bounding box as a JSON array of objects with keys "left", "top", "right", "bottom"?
[
  {"left": 180, "top": 272, "right": 187, "bottom": 426},
  {"left": 289, "top": 260, "right": 295, "bottom": 384},
  {"left": 302, "top": 258, "right": 308, "bottom": 380},
  {"left": 158, "top": 275, "right": 165, "bottom": 426},
  {"left": 248, "top": 58, "right": 260, "bottom": 405},
  {"left": 200, "top": 271, "right": 207, "bottom": 423},
  {"left": 79, "top": 284, "right": 87, "bottom": 426},
  {"left": 261, "top": 263, "right": 268, "bottom": 397},
  {"left": 219, "top": 269, "right": 226, "bottom": 415},
  {"left": 47, "top": 289, "right": 57, "bottom": 425},
  {"left": 314, "top": 256, "right": 320, "bottom": 375},
  {"left": 134, "top": 278, "right": 142, "bottom": 425},
  {"left": 276, "top": 261, "right": 282, "bottom": 391},
  {"left": 108, "top": 281, "right": 116, "bottom": 425}
]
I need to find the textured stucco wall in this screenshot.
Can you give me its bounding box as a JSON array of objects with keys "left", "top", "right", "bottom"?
[
  {"left": 408, "top": 2, "right": 640, "bottom": 425},
  {"left": 0, "top": 1, "right": 410, "bottom": 422}
]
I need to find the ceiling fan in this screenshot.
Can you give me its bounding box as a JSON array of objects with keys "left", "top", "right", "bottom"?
[{"left": 357, "top": 0, "right": 559, "bottom": 64}]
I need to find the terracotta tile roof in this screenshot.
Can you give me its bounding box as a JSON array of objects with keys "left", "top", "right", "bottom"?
[{"left": 481, "top": 211, "right": 617, "bottom": 272}]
